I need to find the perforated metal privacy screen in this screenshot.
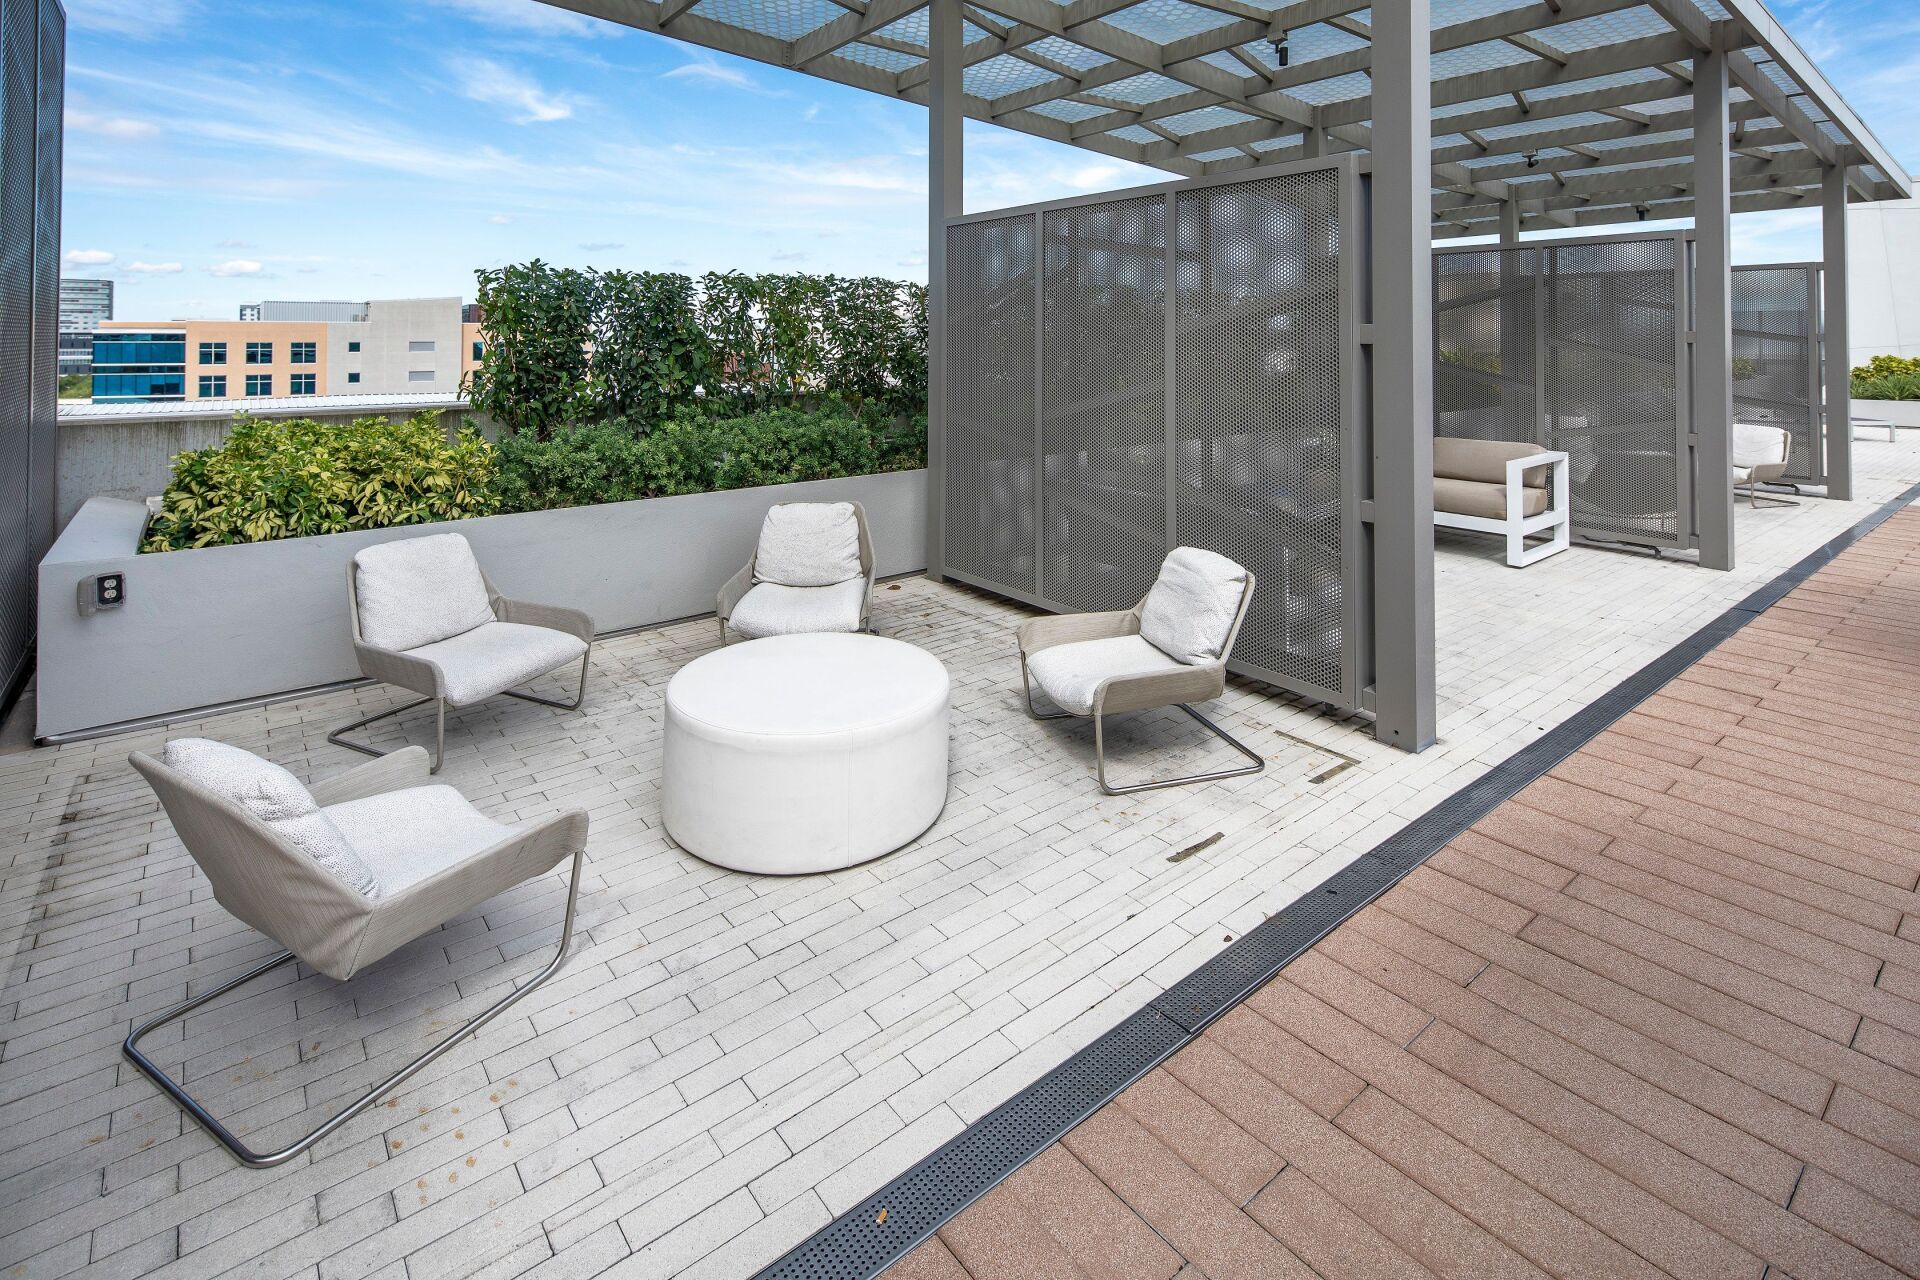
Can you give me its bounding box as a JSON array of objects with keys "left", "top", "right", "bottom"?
[
  {"left": 1732, "top": 263, "right": 1821, "bottom": 485},
  {"left": 945, "top": 163, "right": 1357, "bottom": 708},
  {"left": 1434, "top": 234, "right": 1690, "bottom": 550}
]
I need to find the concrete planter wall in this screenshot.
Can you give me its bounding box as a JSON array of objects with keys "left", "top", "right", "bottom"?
[
  {"left": 1853, "top": 399, "right": 1920, "bottom": 429},
  {"left": 37, "top": 469, "right": 927, "bottom": 739}
]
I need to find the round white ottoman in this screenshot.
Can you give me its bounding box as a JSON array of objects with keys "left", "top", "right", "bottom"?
[{"left": 662, "top": 633, "right": 950, "bottom": 874}]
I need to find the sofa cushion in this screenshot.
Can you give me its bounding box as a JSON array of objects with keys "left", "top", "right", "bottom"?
[
  {"left": 1433, "top": 437, "right": 1551, "bottom": 489},
  {"left": 324, "top": 785, "right": 514, "bottom": 895},
  {"left": 730, "top": 579, "right": 867, "bottom": 639},
  {"left": 753, "top": 503, "right": 863, "bottom": 588},
  {"left": 161, "top": 737, "right": 381, "bottom": 897},
  {"left": 1027, "top": 635, "right": 1187, "bottom": 716},
  {"left": 406, "top": 621, "right": 589, "bottom": 707},
  {"left": 1138, "top": 547, "right": 1248, "bottom": 666},
  {"left": 354, "top": 533, "right": 497, "bottom": 653},
  {"left": 1433, "top": 477, "right": 1549, "bottom": 521}
]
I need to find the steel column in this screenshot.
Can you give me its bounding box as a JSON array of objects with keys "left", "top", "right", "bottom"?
[
  {"left": 1822, "top": 165, "right": 1853, "bottom": 500},
  {"left": 1499, "top": 199, "right": 1520, "bottom": 246},
  {"left": 925, "top": 0, "right": 963, "bottom": 580},
  {"left": 1692, "top": 45, "right": 1735, "bottom": 570},
  {"left": 1368, "top": 0, "right": 1436, "bottom": 751}
]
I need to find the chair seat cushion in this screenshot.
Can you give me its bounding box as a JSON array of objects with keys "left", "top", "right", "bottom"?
[
  {"left": 161, "top": 737, "right": 381, "bottom": 898},
  {"left": 1433, "top": 477, "right": 1548, "bottom": 521},
  {"left": 729, "top": 579, "right": 867, "bottom": 639},
  {"left": 324, "top": 785, "right": 513, "bottom": 895},
  {"left": 1433, "top": 437, "right": 1552, "bottom": 489},
  {"left": 1026, "top": 635, "right": 1186, "bottom": 716},
  {"left": 354, "top": 533, "right": 497, "bottom": 652},
  {"left": 1138, "top": 547, "right": 1248, "bottom": 665},
  {"left": 407, "top": 621, "right": 588, "bottom": 707},
  {"left": 753, "top": 502, "right": 863, "bottom": 587}
]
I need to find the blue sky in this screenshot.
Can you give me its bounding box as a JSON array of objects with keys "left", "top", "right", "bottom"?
[{"left": 58, "top": 0, "right": 1920, "bottom": 320}]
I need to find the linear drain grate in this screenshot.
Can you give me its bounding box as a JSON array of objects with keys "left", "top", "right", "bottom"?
[{"left": 755, "top": 480, "right": 1920, "bottom": 1280}]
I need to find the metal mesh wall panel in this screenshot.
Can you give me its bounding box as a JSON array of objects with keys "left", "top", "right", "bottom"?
[
  {"left": 0, "top": 0, "right": 38, "bottom": 696},
  {"left": 29, "top": 0, "right": 60, "bottom": 565},
  {"left": 1434, "top": 247, "right": 1539, "bottom": 446},
  {"left": 1732, "top": 264, "right": 1820, "bottom": 484},
  {"left": 1543, "top": 238, "right": 1685, "bottom": 547},
  {"left": 1173, "top": 171, "right": 1344, "bottom": 698},
  {"left": 1041, "top": 195, "right": 1167, "bottom": 611},
  {"left": 945, "top": 214, "right": 1038, "bottom": 595}
]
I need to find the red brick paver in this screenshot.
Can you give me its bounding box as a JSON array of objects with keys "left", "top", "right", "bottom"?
[{"left": 885, "top": 509, "right": 1920, "bottom": 1279}]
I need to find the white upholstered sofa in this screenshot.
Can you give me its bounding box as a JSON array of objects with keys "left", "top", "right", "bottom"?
[{"left": 1432, "top": 436, "right": 1571, "bottom": 567}]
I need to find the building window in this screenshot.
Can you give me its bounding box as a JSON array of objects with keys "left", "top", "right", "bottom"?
[
  {"left": 408, "top": 370, "right": 435, "bottom": 383},
  {"left": 290, "top": 373, "right": 316, "bottom": 395},
  {"left": 290, "top": 341, "right": 317, "bottom": 364},
  {"left": 246, "top": 341, "right": 273, "bottom": 364},
  {"left": 347, "top": 371, "right": 361, "bottom": 384},
  {"left": 348, "top": 341, "right": 361, "bottom": 352},
  {"left": 245, "top": 374, "right": 273, "bottom": 396},
  {"left": 199, "top": 341, "right": 226, "bottom": 365},
  {"left": 471, "top": 340, "right": 484, "bottom": 362},
  {"left": 408, "top": 339, "right": 435, "bottom": 353},
  {"left": 198, "top": 375, "right": 227, "bottom": 397}
]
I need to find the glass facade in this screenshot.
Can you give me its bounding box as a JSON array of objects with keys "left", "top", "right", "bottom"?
[
  {"left": 245, "top": 341, "right": 272, "bottom": 364},
  {"left": 245, "top": 373, "right": 272, "bottom": 396},
  {"left": 290, "top": 341, "right": 317, "bottom": 364},
  {"left": 199, "top": 341, "right": 226, "bottom": 365},
  {"left": 290, "top": 373, "right": 316, "bottom": 395},
  {"left": 198, "top": 375, "right": 226, "bottom": 397},
  {"left": 91, "top": 332, "right": 188, "bottom": 402}
]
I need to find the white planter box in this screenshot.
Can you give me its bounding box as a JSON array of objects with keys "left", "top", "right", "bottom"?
[
  {"left": 37, "top": 470, "right": 927, "bottom": 739},
  {"left": 1853, "top": 399, "right": 1920, "bottom": 429}
]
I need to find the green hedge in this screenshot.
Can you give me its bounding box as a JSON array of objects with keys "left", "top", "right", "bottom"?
[
  {"left": 141, "top": 407, "right": 925, "bottom": 552},
  {"left": 1852, "top": 354, "right": 1920, "bottom": 401}
]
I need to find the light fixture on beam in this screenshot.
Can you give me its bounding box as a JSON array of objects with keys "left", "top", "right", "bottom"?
[{"left": 1269, "top": 31, "right": 1288, "bottom": 68}]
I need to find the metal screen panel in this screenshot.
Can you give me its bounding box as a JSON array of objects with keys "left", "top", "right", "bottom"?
[
  {"left": 1544, "top": 237, "right": 1686, "bottom": 548},
  {"left": 1732, "top": 263, "right": 1820, "bottom": 484},
  {"left": 0, "top": 0, "right": 38, "bottom": 697},
  {"left": 1041, "top": 194, "right": 1167, "bottom": 611},
  {"left": 1434, "top": 246, "right": 1539, "bottom": 447},
  {"left": 1173, "top": 170, "right": 1345, "bottom": 700},
  {"left": 28, "top": 0, "right": 60, "bottom": 565},
  {"left": 945, "top": 213, "right": 1038, "bottom": 595}
]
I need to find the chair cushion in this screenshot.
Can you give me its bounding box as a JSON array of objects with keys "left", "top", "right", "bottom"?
[
  {"left": 1027, "top": 635, "right": 1187, "bottom": 716},
  {"left": 324, "top": 785, "right": 513, "bottom": 895},
  {"left": 753, "top": 503, "right": 863, "bottom": 588},
  {"left": 729, "top": 579, "right": 867, "bottom": 639},
  {"left": 354, "top": 533, "right": 497, "bottom": 653},
  {"left": 1433, "top": 477, "right": 1548, "bottom": 521},
  {"left": 1733, "top": 422, "right": 1791, "bottom": 470},
  {"left": 406, "top": 621, "right": 589, "bottom": 707},
  {"left": 161, "top": 738, "right": 381, "bottom": 898},
  {"left": 1138, "top": 547, "right": 1248, "bottom": 666},
  {"left": 1433, "top": 437, "right": 1551, "bottom": 489}
]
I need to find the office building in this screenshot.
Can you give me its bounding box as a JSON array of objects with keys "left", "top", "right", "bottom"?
[
  {"left": 93, "top": 296, "right": 483, "bottom": 403},
  {"left": 58, "top": 276, "right": 109, "bottom": 375}
]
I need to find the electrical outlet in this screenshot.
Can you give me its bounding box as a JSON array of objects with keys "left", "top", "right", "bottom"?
[{"left": 77, "top": 572, "right": 126, "bottom": 616}]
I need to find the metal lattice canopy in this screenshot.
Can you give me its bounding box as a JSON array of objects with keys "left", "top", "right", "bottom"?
[{"left": 541, "top": 0, "right": 1910, "bottom": 236}]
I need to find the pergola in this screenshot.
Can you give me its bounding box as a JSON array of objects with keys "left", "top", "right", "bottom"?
[{"left": 539, "top": 0, "right": 1910, "bottom": 751}]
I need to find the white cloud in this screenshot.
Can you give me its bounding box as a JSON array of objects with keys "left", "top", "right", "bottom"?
[
  {"left": 218, "top": 239, "right": 254, "bottom": 249},
  {"left": 208, "top": 259, "right": 264, "bottom": 277},
  {"left": 67, "top": 0, "right": 196, "bottom": 37},
  {"left": 128, "top": 261, "right": 184, "bottom": 274},
  {"left": 462, "top": 57, "right": 575, "bottom": 124},
  {"left": 67, "top": 108, "right": 161, "bottom": 140},
  {"left": 579, "top": 241, "right": 624, "bottom": 251},
  {"left": 662, "top": 54, "right": 757, "bottom": 92},
  {"left": 489, "top": 213, "right": 516, "bottom": 225},
  {"left": 65, "top": 248, "right": 116, "bottom": 266},
  {"left": 416, "top": 0, "right": 611, "bottom": 38}
]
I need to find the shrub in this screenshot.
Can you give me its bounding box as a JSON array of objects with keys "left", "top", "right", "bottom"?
[
  {"left": 142, "top": 413, "right": 498, "bottom": 552},
  {"left": 492, "top": 404, "right": 926, "bottom": 513},
  {"left": 1852, "top": 354, "right": 1920, "bottom": 400}
]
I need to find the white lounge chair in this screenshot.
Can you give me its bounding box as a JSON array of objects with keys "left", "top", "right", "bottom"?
[
  {"left": 330, "top": 532, "right": 593, "bottom": 773},
  {"left": 124, "top": 739, "right": 588, "bottom": 1169},
  {"left": 1431, "top": 436, "right": 1571, "bottom": 567},
  {"left": 1733, "top": 421, "right": 1795, "bottom": 506},
  {"left": 1019, "top": 546, "right": 1263, "bottom": 795},
  {"left": 717, "top": 501, "right": 876, "bottom": 642}
]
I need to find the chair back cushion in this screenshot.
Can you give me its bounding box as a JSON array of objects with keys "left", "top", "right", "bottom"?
[
  {"left": 753, "top": 502, "right": 864, "bottom": 588},
  {"left": 354, "top": 533, "right": 496, "bottom": 652},
  {"left": 1434, "top": 437, "right": 1550, "bottom": 489},
  {"left": 160, "top": 738, "right": 382, "bottom": 898},
  {"left": 1732, "top": 421, "right": 1791, "bottom": 469},
  {"left": 1138, "top": 547, "right": 1250, "bottom": 666}
]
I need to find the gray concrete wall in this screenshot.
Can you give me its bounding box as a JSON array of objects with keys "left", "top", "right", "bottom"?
[
  {"left": 326, "top": 298, "right": 465, "bottom": 396},
  {"left": 36, "top": 469, "right": 928, "bottom": 739}
]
